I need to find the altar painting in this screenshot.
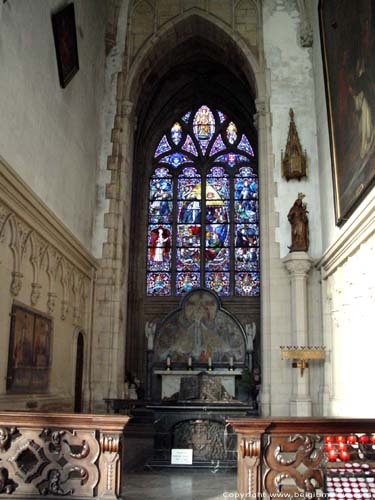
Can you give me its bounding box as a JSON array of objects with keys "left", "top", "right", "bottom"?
[{"left": 154, "top": 289, "right": 245, "bottom": 363}]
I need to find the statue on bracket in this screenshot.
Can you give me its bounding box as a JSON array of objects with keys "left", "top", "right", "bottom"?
[
  {"left": 244, "top": 322, "right": 256, "bottom": 352},
  {"left": 288, "top": 193, "right": 309, "bottom": 252},
  {"left": 145, "top": 321, "right": 157, "bottom": 351},
  {"left": 281, "top": 108, "right": 307, "bottom": 181}
]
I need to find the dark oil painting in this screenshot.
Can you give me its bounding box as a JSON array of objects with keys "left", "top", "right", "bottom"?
[
  {"left": 52, "top": 3, "right": 79, "bottom": 88},
  {"left": 319, "top": 0, "right": 375, "bottom": 225},
  {"left": 7, "top": 305, "right": 52, "bottom": 393}
]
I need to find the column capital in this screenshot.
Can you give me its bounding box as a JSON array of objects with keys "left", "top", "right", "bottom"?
[{"left": 282, "top": 252, "right": 314, "bottom": 277}]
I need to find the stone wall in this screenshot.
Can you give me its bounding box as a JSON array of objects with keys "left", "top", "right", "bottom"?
[
  {"left": 0, "top": 157, "right": 97, "bottom": 412},
  {"left": 311, "top": 0, "right": 375, "bottom": 416},
  {"left": 0, "top": 0, "right": 106, "bottom": 249}
]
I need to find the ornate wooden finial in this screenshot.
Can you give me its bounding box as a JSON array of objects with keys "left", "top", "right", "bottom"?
[{"left": 281, "top": 109, "right": 307, "bottom": 181}]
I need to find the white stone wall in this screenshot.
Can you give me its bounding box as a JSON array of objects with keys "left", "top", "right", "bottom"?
[
  {"left": 263, "top": 0, "right": 322, "bottom": 259},
  {"left": 261, "top": 0, "right": 323, "bottom": 416},
  {"left": 311, "top": 0, "right": 375, "bottom": 416},
  {"left": 0, "top": 0, "right": 106, "bottom": 249}
]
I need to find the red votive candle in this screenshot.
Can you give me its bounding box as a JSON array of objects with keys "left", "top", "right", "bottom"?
[
  {"left": 340, "top": 451, "right": 350, "bottom": 461},
  {"left": 336, "top": 436, "right": 346, "bottom": 443},
  {"left": 325, "top": 435, "right": 334, "bottom": 443},
  {"left": 347, "top": 435, "right": 357, "bottom": 444},
  {"left": 339, "top": 443, "right": 348, "bottom": 451},
  {"left": 328, "top": 449, "right": 338, "bottom": 461},
  {"left": 370, "top": 435, "right": 375, "bottom": 444},
  {"left": 359, "top": 435, "right": 369, "bottom": 444},
  {"left": 325, "top": 442, "right": 334, "bottom": 451}
]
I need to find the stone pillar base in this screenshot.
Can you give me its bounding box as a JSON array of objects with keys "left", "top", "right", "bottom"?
[{"left": 290, "top": 397, "right": 312, "bottom": 417}]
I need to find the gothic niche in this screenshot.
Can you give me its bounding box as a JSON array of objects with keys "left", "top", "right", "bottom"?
[{"left": 173, "top": 420, "right": 228, "bottom": 461}]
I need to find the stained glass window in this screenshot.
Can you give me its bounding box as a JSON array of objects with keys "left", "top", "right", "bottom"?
[
  {"left": 147, "top": 105, "right": 259, "bottom": 297},
  {"left": 171, "top": 122, "right": 182, "bottom": 145}
]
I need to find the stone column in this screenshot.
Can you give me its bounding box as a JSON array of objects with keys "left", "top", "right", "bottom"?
[
  {"left": 283, "top": 252, "right": 314, "bottom": 416},
  {"left": 254, "top": 96, "right": 273, "bottom": 417}
]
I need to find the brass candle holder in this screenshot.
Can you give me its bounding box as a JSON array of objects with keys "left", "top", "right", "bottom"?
[{"left": 280, "top": 346, "right": 326, "bottom": 376}]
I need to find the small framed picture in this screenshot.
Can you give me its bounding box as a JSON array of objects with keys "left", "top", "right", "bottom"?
[{"left": 52, "top": 3, "right": 79, "bottom": 88}]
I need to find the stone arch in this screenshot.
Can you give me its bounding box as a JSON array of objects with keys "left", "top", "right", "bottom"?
[
  {"left": 124, "top": 11, "right": 272, "bottom": 395},
  {"left": 124, "top": 10, "right": 263, "bottom": 105},
  {"left": 94, "top": 5, "right": 276, "bottom": 414}
]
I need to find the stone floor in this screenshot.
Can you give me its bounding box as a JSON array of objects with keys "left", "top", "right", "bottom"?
[{"left": 122, "top": 469, "right": 237, "bottom": 500}]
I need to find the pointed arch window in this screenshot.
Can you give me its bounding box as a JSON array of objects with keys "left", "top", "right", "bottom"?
[{"left": 147, "top": 105, "right": 259, "bottom": 297}]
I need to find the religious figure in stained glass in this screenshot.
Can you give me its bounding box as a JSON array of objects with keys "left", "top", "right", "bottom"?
[{"left": 193, "top": 105, "right": 215, "bottom": 140}]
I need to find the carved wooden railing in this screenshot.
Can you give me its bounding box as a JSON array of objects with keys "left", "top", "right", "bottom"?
[
  {"left": 229, "top": 418, "right": 375, "bottom": 499},
  {"left": 0, "top": 412, "right": 129, "bottom": 499}
]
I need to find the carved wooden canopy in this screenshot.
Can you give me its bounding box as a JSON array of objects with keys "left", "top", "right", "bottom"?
[{"left": 281, "top": 108, "right": 307, "bottom": 181}]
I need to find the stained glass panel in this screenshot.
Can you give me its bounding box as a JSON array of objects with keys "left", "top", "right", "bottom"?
[
  {"left": 193, "top": 105, "right": 215, "bottom": 155},
  {"left": 234, "top": 177, "right": 258, "bottom": 200},
  {"left": 217, "top": 110, "right": 226, "bottom": 123},
  {"left": 205, "top": 247, "right": 230, "bottom": 271},
  {"left": 216, "top": 153, "right": 251, "bottom": 167},
  {"left": 205, "top": 272, "right": 230, "bottom": 296},
  {"left": 159, "top": 152, "right": 192, "bottom": 168},
  {"left": 234, "top": 200, "right": 258, "bottom": 223},
  {"left": 181, "top": 135, "right": 198, "bottom": 156},
  {"left": 148, "top": 225, "right": 172, "bottom": 268},
  {"left": 206, "top": 202, "right": 230, "bottom": 223},
  {"left": 206, "top": 176, "right": 230, "bottom": 200},
  {"left": 235, "top": 272, "right": 260, "bottom": 296},
  {"left": 235, "top": 248, "right": 260, "bottom": 271},
  {"left": 178, "top": 201, "right": 201, "bottom": 223},
  {"left": 206, "top": 224, "right": 229, "bottom": 247},
  {"left": 171, "top": 122, "right": 182, "bottom": 145},
  {"left": 178, "top": 178, "right": 201, "bottom": 201},
  {"left": 149, "top": 200, "right": 173, "bottom": 223},
  {"left": 176, "top": 248, "right": 200, "bottom": 271},
  {"left": 147, "top": 273, "right": 171, "bottom": 296},
  {"left": 226, "top": 121, "right": 238, "bottom": 144},
  {"left": 209, "top": 135, "right": 226, "bottom": 156},
  {"left": 177, "top": 225, "right": 201, "bottom": 247},
  {"left": 237, "top": 166, "right": 256, "bottom": 177},
  {"left": 179, "top": 166, "right": 199, "bottom": 178},
  {"left": 176, "top": 272, "right": 200, "bottom": 295},
  {"left": 150, "top": 178, "right": 173, "bottom": 200},
  {"left": 181, "top": 111, "right": 191, "bottom": 123},
  {"left": 238, "top": 134, "right": 254, "bottom": 156},
  {"left": 235, "top": 224, "right": 259, "bottom": 247},
  {"left": 154, "top": 135, "right": 171, "bottom": 157},
  {"left": 154, "top": 167, "right": 172, "bottom": 178}
]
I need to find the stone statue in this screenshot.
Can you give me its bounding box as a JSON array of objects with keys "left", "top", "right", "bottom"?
[
  {"left": 145, "top": 321, "right": 156, "bottom": 351},
  {"left": 245, "top": 322, "right": 256, "bottom": 352},
  {"left": 288, "top": 193, "right": 309, "bottom": 252}
]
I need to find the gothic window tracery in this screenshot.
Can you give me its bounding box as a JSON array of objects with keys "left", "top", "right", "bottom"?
[{"left": 147, "top": 105, "right": 259, "bottom": 297}]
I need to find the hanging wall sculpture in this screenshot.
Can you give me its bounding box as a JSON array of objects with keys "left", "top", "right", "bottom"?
[{"left": 148, "top": 105, "right": 259, "bottom": 297}]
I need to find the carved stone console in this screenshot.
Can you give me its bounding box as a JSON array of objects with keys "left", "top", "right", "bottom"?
[{"left": 0, "top": 412, "right": 129, "bottom": 499}]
